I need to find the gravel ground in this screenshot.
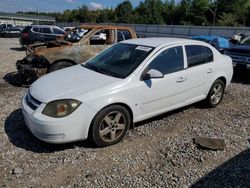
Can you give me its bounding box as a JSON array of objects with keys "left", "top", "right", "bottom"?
[{"left": 0, "top": 38, "right": 249, "bottom": 187}]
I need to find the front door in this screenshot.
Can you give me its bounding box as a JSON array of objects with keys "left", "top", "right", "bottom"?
[{"left": 136, "top": 46, "right": 189, "bottom": 118}]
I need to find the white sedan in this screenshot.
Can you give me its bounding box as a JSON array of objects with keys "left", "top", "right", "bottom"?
[{"left": 22, "top": 38, "right": 233, "bottom": 147}]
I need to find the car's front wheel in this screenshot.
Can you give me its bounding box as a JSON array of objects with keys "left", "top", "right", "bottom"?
[
  {"left": 90, "top": 105, "right": 131, "bottom": 147},
  {"left": 205, "top": 79, "right": 225, "bottom": 108}
]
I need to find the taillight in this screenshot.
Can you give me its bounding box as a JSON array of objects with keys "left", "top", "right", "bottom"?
[{"left": 22, "top": 32, "right": 29, "bottom": 38}]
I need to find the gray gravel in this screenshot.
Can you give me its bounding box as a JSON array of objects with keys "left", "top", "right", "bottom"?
[{"left": 0, "top": 38, "right": 249, "bottom": 187}]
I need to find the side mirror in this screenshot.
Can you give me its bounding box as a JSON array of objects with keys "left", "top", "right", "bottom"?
[{"left": 141, "top": 69, "right": 164, "bottom": 80}]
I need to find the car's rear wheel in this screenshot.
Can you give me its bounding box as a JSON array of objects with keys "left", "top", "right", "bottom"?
[
  {"left": 48, "top": 61, "right": 74, "bottom": 72},
  {"left": 205, "top": 79, "right": 225, "bottom": 108},
  {"left": 90, "top": 105, "right": 131, "bottom": 147}
]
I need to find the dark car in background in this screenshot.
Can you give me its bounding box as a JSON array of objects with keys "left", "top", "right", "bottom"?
[
  {"left": 16, "top": 25, "right": 137, "bottom": 82},
  {"left": 20, "top": 25, "right": 65, "bottom": 45},
  {"left": 0, "top": 23, "right": 22, "bottom": 37},
  {"left": 224, "top": 36, "right": 250, "bottom": 69},
  {"left": 191, "top": 35, "right": 231, "bottom": 53}
]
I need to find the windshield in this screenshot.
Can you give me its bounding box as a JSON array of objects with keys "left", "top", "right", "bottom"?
[
  {"left": 83, "top": 43, "right": 154, "bottom": 79},
  {"left": 239, "top": 36, "right": 250, "bottom": 45},
  {"left": 65, "top": 28, "right": 90, "bottom": 42}
]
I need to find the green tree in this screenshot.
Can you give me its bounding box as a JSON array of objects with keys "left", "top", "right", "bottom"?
[
  {"left": 188, "top": 0, "right": 210, "bottom": 25},
  {"left": 115, "top": 1, "right": 133, "bottom": 23},
  {"left": 217, "top": 12, "right": 237, "bottom": 26},
  {"left": 163, "top": 0, "right": 176, "bottom": 25}
]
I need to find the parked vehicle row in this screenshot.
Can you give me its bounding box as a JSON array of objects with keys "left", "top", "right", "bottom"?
[
  {"left": 191, "top": 34, "right": 250, "bottom": 70},
  {"left": 16, "top": 25, "right": 137, "bottom": 82},
  {"left": 0, "top": 23, "right": 22, "bottom": 37},
  {"left": 19, "top": 25, "right": 65, "bottom": 45}
]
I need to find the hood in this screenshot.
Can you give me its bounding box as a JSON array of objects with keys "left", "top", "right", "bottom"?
[
  {"left": 27, "top": 40, "right": 72, "bottom": 54},
  {"left": 227, "top": 45, "right": 250, "bottom": 54},
  {"left": 29, "top": 65, "right": 121, "bottom": 103}
]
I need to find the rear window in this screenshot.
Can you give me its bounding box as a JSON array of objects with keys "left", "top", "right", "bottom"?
[
  {"left": 32, "top": 27, "right": 41, "bottom": 33},
  {"left": 117, "top": 30, "right": 132, "bottom": 42},
  {"left": 42, "top": 27, "right": 51, "bottom": 34}
]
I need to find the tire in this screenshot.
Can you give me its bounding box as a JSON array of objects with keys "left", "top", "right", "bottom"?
[
  {"left": 205, "top": 79, "right": 225, "bottom": 108},
  {"left": 90, "top": 105, "right": 131, "bottom": 147},
  {"left": 48, "top": 61, "right": 74, "bottom": 72}
]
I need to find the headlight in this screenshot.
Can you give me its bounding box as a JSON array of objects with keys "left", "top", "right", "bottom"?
[{"left": 42, "top": 99, "right": 82, "bottom": 118}]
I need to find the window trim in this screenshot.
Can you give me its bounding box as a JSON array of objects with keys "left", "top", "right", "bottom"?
[{"left": 140, "top": 45, "right": 186, "bottom": 80}]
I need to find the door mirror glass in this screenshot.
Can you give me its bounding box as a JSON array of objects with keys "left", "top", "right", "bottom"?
[{"left": 142, "top": 69, "right": 164, "bottom": 80}]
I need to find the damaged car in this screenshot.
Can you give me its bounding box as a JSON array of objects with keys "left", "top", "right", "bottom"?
[{"left": 16, "top": 25, "right": 137, "bottom": 82}]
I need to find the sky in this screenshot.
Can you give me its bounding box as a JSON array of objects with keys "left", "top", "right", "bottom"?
[{"left": 0, "top": 0, "right": 146, "bottom": 13}]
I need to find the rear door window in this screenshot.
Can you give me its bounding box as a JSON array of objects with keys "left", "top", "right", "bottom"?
[
  {"left": 32, "top": 27, "right": 41, "bottom": 33},
  {"left": 42, "top": 27, "right": 52, "bottom": 34}
]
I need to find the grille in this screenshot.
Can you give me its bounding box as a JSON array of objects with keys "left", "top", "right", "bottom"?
[
  {"left": 25, "top": 91, "right": 41, "bottom": 110},
  {"left": 227, "top": 52, "right": 250, "bottom": 64}
]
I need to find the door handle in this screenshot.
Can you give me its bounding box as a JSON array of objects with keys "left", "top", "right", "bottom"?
[
  {"left": 207, "top": 68, "right": 213, "bottom": 73},
  {"left": 176, "top": 76, "right": 187, "bottom": 83}
]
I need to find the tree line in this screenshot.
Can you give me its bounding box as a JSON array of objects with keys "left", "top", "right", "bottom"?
[{"left": 18, "top": 0, "right": 250, "bottom": 26}]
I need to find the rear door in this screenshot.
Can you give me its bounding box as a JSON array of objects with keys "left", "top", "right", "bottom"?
[
  {"left": 31, "top": 26, "right": 44, "bottom": 42},
  {"left": 42, "top": 27, "right": 55, "bottom": 41},
  {"left": 184, "top": 45, "right": 215, "bottom": 102}
]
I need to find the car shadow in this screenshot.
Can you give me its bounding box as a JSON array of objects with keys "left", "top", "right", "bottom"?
[
  {"left": 3, "top": 72, "right": 30, "bottom": 88},
  {"left": 10, "top": 47, "right": 25, "bottom": 51},
  {"left": 191, "top": 148, "right": 250, "bottom": 187},
  {"left": 4, "top": 109, "right": 95, "bottom": 153},
  {"left": 232, "top": 68, "right": 250, "bottom": 84}
]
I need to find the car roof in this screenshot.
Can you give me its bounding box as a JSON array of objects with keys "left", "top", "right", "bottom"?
[
  {"left": 31, "top": 25, "right": 60, "bottom": 28},
  {"left": 121, "top": 37, "right": 203, "bottom": 47},
  {"left": 77, "top": 24, "right": 135, "bottom": 31}
]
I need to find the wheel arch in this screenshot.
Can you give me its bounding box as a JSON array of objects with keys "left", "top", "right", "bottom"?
[
  {"left": 87, "top": 102, "right": 134, "bottom": 136},
  {"left": 217, "top": 76, "right": 227, "bottom": 86},
  {"left": 93, "top": 102, "right": 134, "bottom": 129},
  {"left": 86, "top": 102, "right": 135, "bottom": 145},
  {"left": 47, "top": 59, "right": 77, "bottom": 72},
  {"left": 205, "top": 74, "right": 227, "bottom": 98},
  {"left": 51, "top": 59, "right": 77, "bottom": 66}
]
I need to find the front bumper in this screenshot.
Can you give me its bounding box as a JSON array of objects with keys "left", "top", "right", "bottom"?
[
  {"left": 16, "top": 60, "right": 38, "bottom": 81},
  {"left": 22, "top": 93, "right": 97, "bottom": 144},
  {"left": 16, "top": 58, "right": 48, "bottom": 82}
]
